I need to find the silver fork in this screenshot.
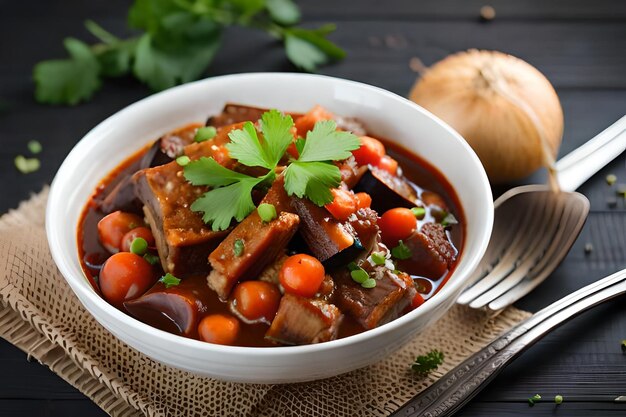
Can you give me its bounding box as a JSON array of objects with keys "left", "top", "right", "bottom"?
[{"left": 458, "top": 115, "right": 626, "bottom": 311}]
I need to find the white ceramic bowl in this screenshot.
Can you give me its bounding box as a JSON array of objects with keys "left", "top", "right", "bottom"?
[{"left": 47, "top": 73, "right": 493, "bottom": 383}]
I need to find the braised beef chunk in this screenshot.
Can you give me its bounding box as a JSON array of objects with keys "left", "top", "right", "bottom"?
[
  {"left": 337, "top": 156, "right": 367, "bottom": 189},
  {"left": 265, "top": 294, "right": 343, "bottom": 345},
  {"left": 355, "top": 166, "right": 419, "bottom": 213},
  {"left": 124, "top": 275, "right": 213, "bottom": 337},
  {"left": 335, "top": 266, "right": 416, "bottom": 330},
  {"left": 208, "top": 179, "right": 300, "bottom": 299},
  {"left": 206, "top": 104, "right": 270, "bottom": 127},
  {"left": 398, "top": 223, "right": 457, "bottom": 279}
]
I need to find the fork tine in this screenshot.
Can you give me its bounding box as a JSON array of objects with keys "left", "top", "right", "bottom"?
[
  {"left": 468, "top": 195, "right": 566, "bottom": 309},
  {"left": 457, "top": 194, "right": 548, "bottom": 305},
  {"left": 487, "top": 195, "right": 589, "bottom": 311}
]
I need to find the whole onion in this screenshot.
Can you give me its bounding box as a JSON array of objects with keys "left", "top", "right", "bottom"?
[{"left": 409, "top": 49, "right": 563, "bottom": 184}]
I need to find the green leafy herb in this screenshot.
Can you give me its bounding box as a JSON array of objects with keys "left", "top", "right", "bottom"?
[
  {"left": 258, "top": 203, "right": 277, "bottom": 222},
  {"left": 14, "top": 155, "right": 40, "bottom": 174},
  {"left": 33, "top": 0, "right": 345, "bottom": 105},
  {"left": 441, "top": 212, "right": 458, "bottom": 227},
  {"left": 391, "top": 240, "right": 412, "bottom": 260},
  {"left": 194, "top": 126, "right": 217, "bottom": 142},
  {"left": 411, "top": 349, "right": 444, "bottom": 376},
  {"left": 554, "top": 395, "right": 563, "bottom": 404},
  {"left": 130, "top": 237, "right": 148, "bottom": 255},
  {"left": 370, "top": 252, "right": 387, "bottom": 266},
  {"left": 27, "top": 140, "right": 43, "bottom": 154},
  {"left": 176, "top": 155, "right": 191, "bottom": 166},
  {"left": 159, "top": 273, "right": 181, "bottom": 288},
  {"left": 233, "top": 239, "right": 245, "bottom": 257},
  {"left": 143, "top": 252, "right": 160, "bottom": 265},
  {"left": 184, "top": 111, "right": 360, "bottom": 230},
  {"left": 528, "top": 394, "right": 541, "bottom": 407},
  {"left": 411, "top": 206, "right": 426, "bottom": 219}
]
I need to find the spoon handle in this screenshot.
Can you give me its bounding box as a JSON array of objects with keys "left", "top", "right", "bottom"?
[
  {"left": 556, "top": 115, "right": 626, "bottom": 192},
  {"left": 391, "top": 268, "right": 626, "bottom": 417}
]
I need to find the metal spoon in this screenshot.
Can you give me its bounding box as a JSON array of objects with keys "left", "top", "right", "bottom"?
[{"left": 458, "top": 115, "right": 626, "bottom": 311}]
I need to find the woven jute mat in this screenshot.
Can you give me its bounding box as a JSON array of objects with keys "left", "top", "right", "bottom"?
[{"left": 0, "top": 188, "right": 530, "bottom": 417}]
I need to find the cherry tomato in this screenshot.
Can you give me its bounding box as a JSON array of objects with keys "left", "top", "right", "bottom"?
[
  {"left": 351, "top": 136, "right": 386, "bottom": 166},
  {"left": 325, "top": 188, "right": 357, "bottom": 221},
  {"left": 198, "top": 314, "right": 240, "bottom": 345},
  {"left": 354, "top": 192, "right": 372, "bottom": 210},
  {"left": 120, "top": 227, "right": 155, "bottom": 253},
  {"left": 99, "top": 252, "right": 154, "bottom": 306},
  {"left": 378, "top": 207, "right": 418, "bottom": 246},
  {"left": 279, "top": 254, "right": 325, "bottom": 298},
  {"left": 231, "top": 281, "right": 281, "bottom": 323},
  {"left": 97, "top": 211, "right": 145, "bottom": 253},
  {"left": 411, "top": 292, "right": 425, "bottom": 309},
  {"left": 377, "top": 155, "right": 398, "bottom": 175},
  {"left": 294, "top": 105, "right": 335, "bottom": 137}
]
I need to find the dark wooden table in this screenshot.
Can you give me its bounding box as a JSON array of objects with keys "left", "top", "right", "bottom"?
[{"left": 1, "top": 1, "right": 626, "bottom": 415}]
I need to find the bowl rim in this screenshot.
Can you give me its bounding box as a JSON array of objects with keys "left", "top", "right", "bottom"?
[{"left": 46, "top": 72, "right": 493, "bottom": 358}]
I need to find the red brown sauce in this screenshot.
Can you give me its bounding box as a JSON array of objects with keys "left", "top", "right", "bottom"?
[{"left": 77, "top": 119, "right": 465, "bottom": 347}]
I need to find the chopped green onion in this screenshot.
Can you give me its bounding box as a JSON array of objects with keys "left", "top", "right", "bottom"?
[
  {"left": 606, "top": 174, "right": 617, "bottom": 185},
  {"left": 350, "top": 268, "right": 369, "bottom": 284},
  {"left": 258, "top": 203, "right": 277, "bottom": 222},
  {"left": 528, "top": 394, "right": 541, "bottom": 406},
  {"left": 14, "top": 155, "right": 40, "bottom": 174},
  {"left": 143, "top": 252, "right": 160, "bottom": 265},
  {"left": 554, "top": 395, "right": 563, "bottom": 404},
  {"left": 130, "top": 237, "right": 148, "bottom": 256},
  {"left": 233, "top": 239, "right": 245, "bottom": 257},
  {"left": 176, "top": 155, "right": 191, "bottom": 166},
  {"left": 159, "top": 273, "right": 181, "bottom": 288},
  {"left": 194, "top": 126, "right": 217, "bottom": 142},
  {"left": 411, "top": 207, "right": 426, "bottom": 219},
  {"left": 441, "top": 212, "right": 458, "bottom": 227},
  {"left": 27, "top": 140, "right": 43, "bottom": 154},
  {"left": 371, "top": 251, "right": 387, "bottom": 266},
  {"left": 391, "top": 240, "right": 412, "bottom": 260},
  {"left": 361, "top": 278, "right": 377, "bottom": 288}
]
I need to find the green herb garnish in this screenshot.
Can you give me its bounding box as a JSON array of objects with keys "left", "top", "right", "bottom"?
[
  {"left": 258, "top": 203, "right": 277, "bottom": 223},
  {"left": 159, "top": 273, "right": 181, "bottom": 288},
  {"left": 130, "top": 237, "right": 148, "bottom": 256},
  {"left": 14, "top": 155, "right": 40, "bottom": 174},
  {"left": 411, "top": 349, "right": 444, "bottom": 376},
  {"left": 361, "top": 278, "right": 377, "bottom": 288},
  {"left": 233, "top": 239, "right": 245, "bottom": 257},
  {"left": 370, "top": 251, "right": 387, "bottom": 266},
  {"left": 350, "top": 268, "right": 369, "bottom": 284},
  {"left": 143, "top": 252, "right": 160, "bottom": 265},
  {"left": 441, "top": 212, "right": 458, "bottom": 227},
  {"left": 391, "top": 240, "right": 412, "bottom": 260},
  {"left": 33, "top": 0, "right": 345, "bottom": 105},
  {"left": 194, "top": 126, "right": 217, "bottom": 142},
  {"left": 184, "top": 110, "right": 360, "bottom": 230},
  {"left": 176, "top": 155, "right": 191, "bottom": 166},
  {"left": 528, "top": 394, "right": 541, "bottom": 406},
  {"left": 27, "top": 140, "right": 43, "bottom": 154},
  {"left": 554, "top": 395, "right": 563, "bottom": 404},
  {"left": 411, "top": 206, "right": 426, "bottom": 219}
]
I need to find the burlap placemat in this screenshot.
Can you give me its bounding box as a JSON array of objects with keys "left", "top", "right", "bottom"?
[{"left": 0, "top": 188, "right": 531, "bottom": 417}]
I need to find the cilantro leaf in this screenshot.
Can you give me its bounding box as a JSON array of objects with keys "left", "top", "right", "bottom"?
[
  {"left": 33, "top": 37, "right": 101, "bottom": 105},
  {"left": 190, "top": 176, "right": 264, "bottom": 231},
  {"left": 391, "top": 240, "right": 412, "bottom": 260},
  {"left": 266, "top": 0, "right": 301, "bottom": 25},
  {"left": 299, "top": 120, "right": 361, "bottom": 162},
  {"left": 284, "top": 161, "right": 341, "bottom": 206},
  {"left": 285, "top": 34, "right": 328, "bottom": 72},
  {"left": 259, "top": 109, "right": 295, "bottom": 166},
  {"left": 411, "top": 349, "right": 444, "bottom": 377},
  {"left": 226, "top": 122, "right": 272, "bottom": 169},
  {"left": 183, "top": 157, "right": 254, "bottom": 187},
  {"left": 159, "top": 273, "right": 181, "bottom": 288}
]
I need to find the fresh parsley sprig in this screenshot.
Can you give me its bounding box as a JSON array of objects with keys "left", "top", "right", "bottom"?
[
  {"left": 33, "top": 0, "right": 345, "bottom": 105},
  {"left": 411, "top": 349, "right": 444, "bottom": 377},
  {"left": 183, "top": 109, "right": 360, "bottom": 231}
]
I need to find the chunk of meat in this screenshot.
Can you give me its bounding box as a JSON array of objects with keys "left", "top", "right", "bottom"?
[
  {"left": 206, "top": 104, "right": 270, "bottom": 127},
  {"left": 397, "top": 223, "right": 457, "bottom": 279},
  {"left": 265, "top": 294, "right": 343, "bottom": 345},
  {"left": 208, "top": 179, "right": 300, "bottom": 300},
  {"left": 124, "top": 275, "right": 214, "bottom": 337},
  {"left": 335, "top": 266, "right": 416, "bottom": 330},
  {"left": 354, "top": 166, "right": 419, "bottom": 213}
]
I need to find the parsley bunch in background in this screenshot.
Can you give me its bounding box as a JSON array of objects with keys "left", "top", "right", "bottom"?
[{"left": 33, "top": 0, "right": 345, "bottom": 105}]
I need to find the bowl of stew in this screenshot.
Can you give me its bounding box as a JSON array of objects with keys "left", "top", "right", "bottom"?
[{"left": 47, "top": 73, "right": 493, "bottom": 383}]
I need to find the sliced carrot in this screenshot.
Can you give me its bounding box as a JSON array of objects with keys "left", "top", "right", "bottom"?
[
  {"left": 352, "top": 136, "right": 386, "bottom": 166},
  {"left": 325, "top": 188, "right": 358, "bottom": 221},
  {"left": 295, "top": 105, "right": 335, "bottom": 137}
]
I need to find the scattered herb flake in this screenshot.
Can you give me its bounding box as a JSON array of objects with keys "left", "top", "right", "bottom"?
[
  {"left": 411, "top": 349, "right": 444, "bottom": 376},
  {"left": 194, "top": 126, "right": 217, "bottom": 142},
  {"left": 606, "top": 174, "right": 617, "bottom": 185},
  {"left": 27, "top": 140, "right": 43, "bottom": 154},
  {"left": 130, "top": 237, "right": 148, "bottom": 255},
  {"left": 391, "top": 240, "right": 412, "bottom": 260},
  {"left": 233, "top": 239, "right": 245, "bottom": 257},
  {"left": 528, "top": 394, "right": 542, "bottom": 406},
  {"left": 159, "top": 273, "right": 181, "bottom": 288},
  {"left": 361, "top": 278, "right": 377, "bottom": 288},
  {"left": 14, "top": 155, "right": 40, "bottom": 174},
  {"left": 411, "top": 206, "right": 426, "bottom": 219},
  {"left": 350, "top": 268, "right": 369, "bottom": 284},
  {"left": 370, "top": 251, "right": 387, "bottom": 266},
  {"left": 258, "top": 203, "right": 277, "bottom": 223},
  {"left": 176, "top": 155, "right": 190, "bottom": 166},
  {"left": 554, "top": 395, "right": 563, "bottom": 404}
]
